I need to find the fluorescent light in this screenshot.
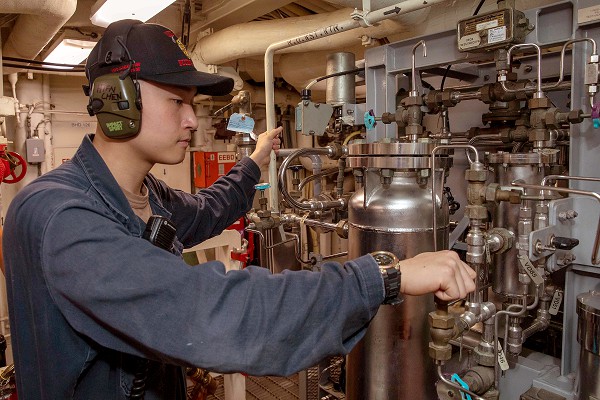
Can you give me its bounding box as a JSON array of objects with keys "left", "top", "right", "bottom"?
[
  {"left": 43, "top": 39, "right": 96, "bottom": 69},
  {"left": 90, "top": 0, "right": 176, "bottom": 28}
]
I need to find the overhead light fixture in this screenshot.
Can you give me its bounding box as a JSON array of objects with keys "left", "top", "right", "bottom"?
[
  {"left": 43, "top": 38, "right": 96, "bottom": 69},
  {"left": 90, "top": 0, "right": 177, "bottom": 28}
]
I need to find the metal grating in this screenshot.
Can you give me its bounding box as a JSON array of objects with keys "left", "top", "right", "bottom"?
[
  {"left": 306, "top": 367, "right": 320, "bottom": 400},
  {"left": 203, "top": 358, "right": 346, "bottom": 400},
  {"left": 203, "top": 375, "right": 225, "bottom": 400},
  {"left": 247, "top": 375, "right": 299, "bottom": 400},
  {"left": 205, "top": 374, "right": 300, "bottom": 400}
]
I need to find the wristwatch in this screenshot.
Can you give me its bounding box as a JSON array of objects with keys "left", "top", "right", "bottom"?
[{"left": 370, "top": 251, "right": 402, "bottom": 306}]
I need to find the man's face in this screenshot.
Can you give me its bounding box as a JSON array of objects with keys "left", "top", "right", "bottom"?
[{"left": 130, "top": 80, "right": 198, "bottom": 166}]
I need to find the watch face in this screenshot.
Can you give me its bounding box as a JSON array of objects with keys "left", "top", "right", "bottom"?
[{"left": 373, "top": 252, "right": 395, "bottom": 266}]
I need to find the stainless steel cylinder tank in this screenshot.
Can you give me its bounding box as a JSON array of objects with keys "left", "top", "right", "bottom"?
[
  {"left": 326, "top": 52, "right": 355, "bottom": 106},
  {"left": 576, "top": 291, "right": 600, "bottom": 399},
  {"left": 346, "top": 142, "right": 450, "bottom": 400},
  {"left": 486, "top": 151, "right": 562, "bottom": 298}
]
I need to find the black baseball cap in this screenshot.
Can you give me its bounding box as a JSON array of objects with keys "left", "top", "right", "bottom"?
[{"left": 85, "top": 19, "right": 234, "bottom": 96}]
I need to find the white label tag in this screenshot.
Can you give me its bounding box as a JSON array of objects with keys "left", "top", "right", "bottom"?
[
  {"left": 578, "top": 5, "right": 600, "bottom": 24},
  {"left": 488, "top": 26, "right": 507, "bottom": 44},
  {"left": 518, "top": 255, "right": 544, "bottom": 286},
  {"left": 227, "top": 113, "right": 255, "bottom": 134},
  {"left": 458, "top": 33, "right": 481, "bottom": 50},
  {"left": 549, "top": 290, "right": 563, "bottom": 316},
  {"left": 476, "top": 20, "right": 499, "bottom": 31},
  {"left": 497, "top": 341, "right": 510, "bottom": 371},
  {"left": 217, "top": 152, "right": 236, "bottom": 163}
]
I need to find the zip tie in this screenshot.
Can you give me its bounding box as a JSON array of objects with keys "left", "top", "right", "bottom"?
[{"left": 451, "top": 373, "right": 472, "bottom": 400}]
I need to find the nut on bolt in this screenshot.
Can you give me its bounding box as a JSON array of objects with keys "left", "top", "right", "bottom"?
[
  {"left": 567, "top": 109, "right": 584, "bottom": 124},
  {"left": 484, "top": 183, "right": 500, "bottom": 202},
  {"left": 401, "top": 96, "right": 423, "bottom": 107},
  {"left": 558, "top": 209, "right": 578, "bottom": 221},
  {"left": 327, "top": 143, "right": 345, "bottom": 160},
  {"left": 335, "top": 220, "right": 349, "bottom": 239},
  {"left": 429, "top": 311, "right": 455, "bottom": 329},
  {"left": 465, "top": 168, "right": 487, "bottom": 182},
  {"left": 429, "top": 343, "right": 452, "bottom": 361},
  {"left": 528, "top": 97, "right": 551, "bottom": 109},
  {"left": 465, "top": 204, "right": 488, "bottom": 220}
]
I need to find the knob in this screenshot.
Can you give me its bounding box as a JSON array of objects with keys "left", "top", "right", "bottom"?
[
  {"left": 550, "top": 236, "right": 579, "bottom": 250},
  {"left": 254, "top": 182, "right": 271, "bottom": 192}
]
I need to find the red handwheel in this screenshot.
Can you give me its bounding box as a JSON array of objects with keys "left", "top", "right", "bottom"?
[{"left": 2, "top": 151, "right": 27, "bottom": 184}]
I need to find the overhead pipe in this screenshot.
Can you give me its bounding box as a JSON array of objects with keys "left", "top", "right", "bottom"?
[
  {"left": 0, "top": 0, "right": 77, "bottom": 74},
  {"left": 265, "top": 0, "right": 447, "bottom": 211},
  {"left": 192, "top": 8, "right": 406, "bottom": 66},
  {"left": 202, "top": 1, "right": 554, "bottom": 95}
]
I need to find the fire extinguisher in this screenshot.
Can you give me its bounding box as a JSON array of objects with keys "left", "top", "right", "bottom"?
[{"left": 0, "top": 138, "right": 27, "bottom": 185}]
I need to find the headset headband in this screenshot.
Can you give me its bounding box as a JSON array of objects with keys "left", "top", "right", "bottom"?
[{"left": 98, "top": 19, "right": 142, "bottom": 67}]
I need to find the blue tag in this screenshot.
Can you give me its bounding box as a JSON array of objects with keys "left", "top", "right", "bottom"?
[{"left": 227, "top": 113, "right": 255, "bottom": 134}]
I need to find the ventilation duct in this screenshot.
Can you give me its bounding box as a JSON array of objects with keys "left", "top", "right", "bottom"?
[{"left": 1, "top": 0, "right": 78, "bottom": 73}]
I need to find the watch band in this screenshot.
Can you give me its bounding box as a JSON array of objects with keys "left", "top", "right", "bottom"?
[
  {"left": 370, "top": 251, "right": 402, "bottom": 305},
  {"left": 380, "top": 265, "right": 402, "bottom": 305}
]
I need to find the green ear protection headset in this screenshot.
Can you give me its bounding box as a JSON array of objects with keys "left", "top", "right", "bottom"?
[{"left": 85, "top": 20, "right": 143, "bottom": 139}]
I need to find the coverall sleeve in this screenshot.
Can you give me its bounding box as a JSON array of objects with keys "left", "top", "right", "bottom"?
[
  {"left": 149, "top": 157, "right": 261, "bottom": 246},
  {"left": 41, "top": 196, "right": 384, "bottom": 376}
]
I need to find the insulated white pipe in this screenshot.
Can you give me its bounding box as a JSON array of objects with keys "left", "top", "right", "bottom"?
[
  {"left": 192, "top": 8, "right": 405, "bottom": 66},
  {"left": 8, "top": 74, "right": 20, "bottom": 124},
  {"left": 329, "top": 0, "right": 430, "bottom": 9},
  {"left": 265, "top": 0, "right": 448, "bottom": 211},
  {"left": 1, "top": 0, "right": 77, "bottom": 73}
]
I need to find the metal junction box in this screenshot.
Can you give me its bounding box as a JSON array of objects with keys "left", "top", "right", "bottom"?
[
  {"left": 457, "top": 8, "right": 529, "bottom": 52},
  {"left": 26, "top": 138, "right": 45, "bottom": 163}
]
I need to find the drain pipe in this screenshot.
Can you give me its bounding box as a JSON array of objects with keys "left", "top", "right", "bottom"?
[
  {"left": 7, "top": 74, "right": 20, "bottom": 125},
  {"left": 264, "top": 0, "right": 447, "bottom": 211}
]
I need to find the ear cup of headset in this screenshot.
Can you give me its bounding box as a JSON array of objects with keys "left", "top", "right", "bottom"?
[{"left": 89, "top": 73, "right": 142, "bottom": 139}]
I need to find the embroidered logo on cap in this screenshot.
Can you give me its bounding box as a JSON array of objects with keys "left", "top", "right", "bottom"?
[
  {"left": 111, "top": 62, "right": 141, "bottom": 74},
  {"left": 163, "top": 30, "right": 191, "bottom": 59}
]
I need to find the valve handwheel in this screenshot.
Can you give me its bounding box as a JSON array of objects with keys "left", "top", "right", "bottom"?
[{"left": 2, "top": 151, "right": 27, "bottom": 184}]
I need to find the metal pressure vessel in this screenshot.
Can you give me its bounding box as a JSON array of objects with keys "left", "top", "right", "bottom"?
[
  {"left": 326, "top": 52, "right": 355, "bottom": 106},
  {"left": 576, "top": 291, "right": 600, "bottom": 399},
  {"left": 486, "top": 151, "right": 562, "bottom": 298},
  {"left": 345, "top": 142, "right": 450, "bottom": 399}
]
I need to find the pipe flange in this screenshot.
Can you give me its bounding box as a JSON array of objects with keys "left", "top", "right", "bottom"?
[
  {"left": 348, "top": 142, "right": 449, "bottom": 156},
  {"left": 346, "top": 156, "right": 452, "bottom": 170},
  {"left": 485, "top": 151, "right": 559, "bottom": 165}
]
